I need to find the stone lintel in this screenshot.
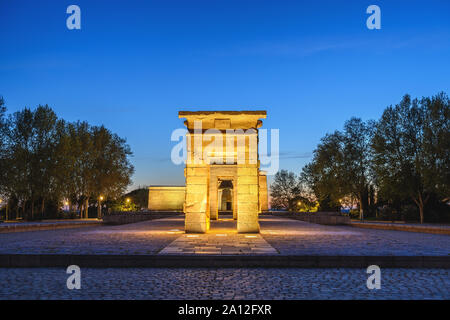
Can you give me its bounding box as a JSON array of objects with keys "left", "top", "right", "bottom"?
[{"left": 179, "top": 111, "right": 266, "bottom": 130}]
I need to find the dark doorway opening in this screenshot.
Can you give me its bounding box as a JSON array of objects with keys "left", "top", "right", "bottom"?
[{"left": 218, "top": 180, "right": 233, "bottom": 218}]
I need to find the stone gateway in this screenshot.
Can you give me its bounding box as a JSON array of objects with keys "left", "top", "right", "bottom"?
[{"left": 148, "top": 111, "right": 268, "bottom": 233}]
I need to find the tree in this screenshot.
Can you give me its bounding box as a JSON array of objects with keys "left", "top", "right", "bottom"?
[
  {"left": 0, "top": 101, "right": 135, "bottom": 220},
  {"left": 299, "top": 163, "right": 341, "bottom": 212},
  {"left": 372, "top": 93, "right": 450, "bottom": 223},
  {"left": 422, "top": 93, "right": 450, "bottom": 200},
  {"left": 3, "top": 106, "right": 61, "bottom": 219},
  {"left": 341, "top": 118, "right": 375, "bottom": 219},
  {"left": 90, "top": 125, "right": 134, "bottom": 217},
  {"left": 300, "top": 118, "right": 374, "bottom": 217},
  {"left": 300, "top": 132, "right": 345, "bottom": 212},
  {"left": 0, "top": 97, "right": 8, "bottom": 204},
  {"left": 270, "top": 170, "right": 302, "bottom": 211},
  {"left": 6, "top": 107, "right": 35, "bottom": 218},
  {"left": 29, "top": 105, "right": 60, "bottom": 217}
]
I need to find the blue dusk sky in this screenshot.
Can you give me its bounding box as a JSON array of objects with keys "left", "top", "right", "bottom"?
[{"left": 1, "top": 0, "right": 449, "bottom": 190}]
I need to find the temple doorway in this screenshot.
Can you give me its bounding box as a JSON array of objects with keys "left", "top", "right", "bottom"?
[{"left": 218, "top": 180, "right": 234, "bottom": 219}]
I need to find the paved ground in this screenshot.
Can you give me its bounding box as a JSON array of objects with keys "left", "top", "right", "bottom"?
[
  {"left": 160, "top": 219, "right": 277, "bottom": 255},
  {"left": 259, "top": 216, "right": 450, "bottom": 256},
  {"left": 0, "top": 267, "right": 448, "bottom": 299},
  {"left": 0, "top": 215, "right": 448, "bottom": 256},
  {"left": 0, "top": 217, "right": 183, "bottom": 255}
]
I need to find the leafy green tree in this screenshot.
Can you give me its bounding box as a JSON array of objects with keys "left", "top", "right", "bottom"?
[
  {"left": 90, "top": 125, "right": 134, "bottom": 217},
  {"left": 6, "top": 108, "right": 35, "bottom": 218},
  {"left": 270, "top": 170, "right": 302, "bottom": 211},
  {"left": 300, "top": 118, "right": 374, "bottom": 217},
  {"left": 299, "top": 163, "right": 341, "bottom": 212},
  {"left": 0, "top": 101, "right": 134, "bottom": 220},
  {"left": 300, "top": 132, "right": 345, "bottom": 212},
  {"left": 0, "top": 97, "right": 8, "bottom": 206},
  {"left": 421, "top": 93, "right": 450, "bottom": 200},
  {"left": 29, "top": 105, "right": 60, "bottom": 217},
  {"left": 341, "top": 118, "right": 375, "bottom": 218}
]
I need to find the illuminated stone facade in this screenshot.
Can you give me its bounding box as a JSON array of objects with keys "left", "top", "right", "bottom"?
[
  {"left": 147, "top": 111, "right": 269, "bottom": 233},
  {"left": 148, "top": 186, "right": 185, "bottom": 211}
]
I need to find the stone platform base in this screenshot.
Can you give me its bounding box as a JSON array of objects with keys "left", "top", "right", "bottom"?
[{"left": 103, "top": 212, "right": 182, "bottom": 225}]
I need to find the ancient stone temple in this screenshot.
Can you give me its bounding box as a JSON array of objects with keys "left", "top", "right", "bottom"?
[
  {"left": 179, "top": 111, "right": 268, "bottom": 233},
  {"left": 147, "top": 111, "right": 268, "bottom": 233}
]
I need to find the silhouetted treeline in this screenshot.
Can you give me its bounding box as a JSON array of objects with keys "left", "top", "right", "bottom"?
[
  {"left": 271, "top": 92, "right": 449, "bottom": 223},
  {"left": 0, "top": 97, "right": 134, "bottom": 220}
]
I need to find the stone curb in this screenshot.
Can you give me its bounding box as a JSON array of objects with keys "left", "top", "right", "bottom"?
[
  {"left": 0, "top": 221, "right": 103, "bottom": 233},
  {"left": 0, "top": 254, "right": 448, "bottom": 268},
  {"left": 350, "top": 222, "right": 450, "bottom": 235}
]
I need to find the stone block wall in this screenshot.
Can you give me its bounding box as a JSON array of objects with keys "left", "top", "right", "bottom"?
[
  {"left": 184, "top": 165, "right": 210, "bottom": 233},
  {"left": 103, "top": 211, "right": 181, "bottom": 225},
  {"left": 236, "top": 165, "right": 260, "bottom": 233},
  {"left": 258, "top": 171, "right": 268, "bottom": 212},
  {"left": 148, "top": 186, "right": 185, "bottom": 211}
]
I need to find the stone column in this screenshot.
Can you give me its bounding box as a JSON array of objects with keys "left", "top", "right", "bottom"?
[
  {"left": 236, "top": 165, "right": 260, "bottom": 233},
  {"left": 185, "top": 165, "right": 210, "bottom": 233},
  {"left": 258, "top": 171, "right": 268, "bottom": 212},
  {"left": 233, "top": 182, "right": 237, "bottom": 220},
  {"left": 218, "top": 189, "right": 223, "bottom": 211},
  {"left": 209, "top": 176, "right": 218, "bottom": 220}
]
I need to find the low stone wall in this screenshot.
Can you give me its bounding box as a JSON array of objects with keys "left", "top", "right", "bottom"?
[
  {"left": 0, "top": 220, "right": 102, "bottom": 233},
  {"left": 351, "top": 221, "right": 450, "bottom": 235},
  {"left": 103, "top": 211, "right": 182, "bottom": 225},
  {"left": 265, "top": 211, "right": 350, "bottom": 225}
]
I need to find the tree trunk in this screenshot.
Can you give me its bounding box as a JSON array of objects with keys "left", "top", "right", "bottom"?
[
  {"left": 97, "top": 201, "right": 101, "bottom": 219},
  {"left": 41, "top": 198, "right": 45, "bottom": 217},
  {"left": 359, "top": 195, "right": 364, "bottom": 221},
  {"left": 5, "top": 204, "right": 8, "bottom": 221},
  {"left": 31, "top": 200, "right": 34, "bottom": 220},
  {"left": 413, "top": 192, "right": 428, "bottom": 224},
  {"left": 418, "top": 192, "right": 428, "bottom": 224},
  {"left": 84, "top": 198, "right": 89, "bottom": 219},
  {"left": 419, "top": 204, "right": 424, "bottom": 224}
]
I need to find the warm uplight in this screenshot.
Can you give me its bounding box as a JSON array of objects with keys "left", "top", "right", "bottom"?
[
  {"left": 64, "top": 201, "right": 69, "bottom": 206},
  {"left": 126, "top": 198, "right": 131, "bottom": 203},
  {"left": 0, "top": 199, "right": 2, "bottom": 204},
  {"left": 99, "top": 196, "right": 104, "bottom": 201}
]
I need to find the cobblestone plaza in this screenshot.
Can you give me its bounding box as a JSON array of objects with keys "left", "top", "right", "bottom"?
[
  {"left": 0, "top": 216, "right": 448, "bottom": 256},
  {"left": 0, "top": 267, "right": 448, "bottom": 300},
  {"left": 0, "top": 215, "right": 449, "bottom": 299}
]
